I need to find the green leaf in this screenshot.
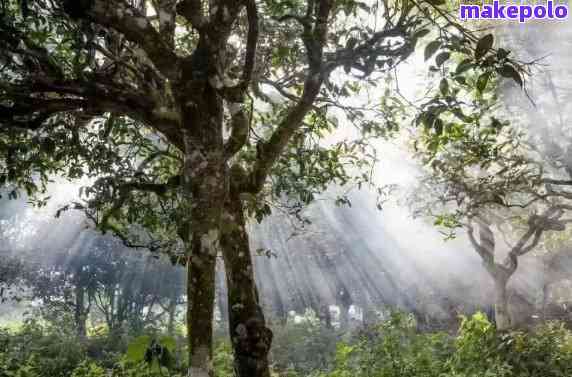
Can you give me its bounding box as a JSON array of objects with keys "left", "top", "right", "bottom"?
[
  {"left": 435, "top": 51, "right": 450, "bottom": 67},
  {"left": 476, "top": 72, "right": 491, "bottom": 93},
  {"left": 414, "top": 29, "right": 430, "bottom": 40},
  {"left": 439, "top": 78, "right": 449, "bottom": 96},
  {"left": 497, "top": 64, "right": 523, "bottom": 87},
  {"left": 455, "top": 59, "right": 474, "bottom": 75},
  {"left": 426, "top": 0, "right": 446, "bottom": 5},
  {"left": 496, "top": 48, "right": 510, "bottom": 59},
  {"left": 434, "top": 118, "right": 444, "bottom": 135},
  {"left": 454, "top": 76, "right": 467, "bottom": 85},
  {"left": 424, "top": 40, "right": 442, "bottom": 61},
  {"left": 126, "top": 336, "right": 151, "bottom": 363},
  {"left": 158, "top": 336, "right": 177, "bottom": 353},
  {"left": 475, "top": 34, "right": 494, "bottom": 60}
]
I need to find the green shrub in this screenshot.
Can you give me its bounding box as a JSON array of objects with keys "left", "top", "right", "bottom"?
[
  {"left": 70, "top": 362, "right": 107, "bottom": 377},
  {"left": 0, "top": 319, "right": 86, "bottom": 377},
  {"left": 319, "top": 312, "right": 572, "bottom": 377},
  {"left": 4, "top": 312, "right": 572, "bottom": 377}
]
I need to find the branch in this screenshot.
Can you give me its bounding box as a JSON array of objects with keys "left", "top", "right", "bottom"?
[
  {"left": 504, "top": 206, "right": 569, "bottom": 273},
  {"left": 241, "top": 0, "right": 259, "bottom": 87},
  {"left": 176, "top": 0, "right": 207, "bottom": 29},
  {"left": 0, "top": 98, "right": 87, "bottom": 131},
  {"left": 152, "top": 0, "right": 177, "bottom": 49},
  {"left": 1, "top": 73, "right": 184, "bottom": 149},
  {"left": 466, "top": 219, "right": 494, "bottom": 266},
  {"left": 543, "top": 178, "right": 572, "bottom": 186},
  {"left": 224, "top": 104, "right": 250, "bottom": 159},
  {"left": 73, "top": 0, "right": 180, "bottom": 79},
  {"left": 245, "top": 0, "right": 332, "bottom": 193}
]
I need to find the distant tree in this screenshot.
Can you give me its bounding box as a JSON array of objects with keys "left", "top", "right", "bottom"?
[
  {"left": 409, "top": 38, "right": 572, "bottom": 329},
  {"left": 0, "top": 0, "right": 521, "bottom": 374},
  {"left": 29, "top": 232, "right": 185, "bottom": 337},
  {"left": 0, "top": 256, "right": 28, "bottom": 303}
]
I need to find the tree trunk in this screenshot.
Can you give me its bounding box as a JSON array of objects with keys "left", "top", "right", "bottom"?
[
  {"left": 339, "top": 304, "right": 350, "bottom": 330},
  {"left": 321, "top": 304, "right": 333, "bottom": 329},
  {"left": 74, "top": 284, "right": 87, "bottom": 339},
  {"left": 186, "top": 233, "right": 217, "bottom": 377},
  {"left": 180, "top": 71, "right": 226, "bottom": 376},
  {"left": 542, "top": 282, "right": 550, "bottom": 322},
  {"left": 494, "top": 277, "right": 511, "bottom": 330},
  {"left": 167, "top": 295, "right": 177, "bottom": 337},
  {"left": 220, "top": 185, "right": 272, "bottom": 377}
]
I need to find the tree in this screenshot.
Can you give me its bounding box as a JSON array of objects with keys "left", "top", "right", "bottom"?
[
  {"left": 0, "top": 0, "right": 520, "bottom": 375},
  {"left": 408, "top": 35, "right": 572, "bottom": 329}
]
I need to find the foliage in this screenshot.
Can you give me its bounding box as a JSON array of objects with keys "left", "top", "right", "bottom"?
[
  {"left": 3, "top": 312, "right": 572, "bottom": 377},
  {"left": 315, "top": 312, "right": 572, "bottom": 377},
  {"left": 0, "top": 319, "right": 86, "bottom": 377},
  {"left": 271, "top": 316, "right": 342, "bottom": 375},
  {"left": 124, "top": 335, "right": 176, "bottom": 371}
]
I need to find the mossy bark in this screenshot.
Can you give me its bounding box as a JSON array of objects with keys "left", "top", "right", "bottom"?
[
  {"left": 220, "top": 184, "right": 272, "bottom": 377},
  {"left": 182, "top": 83, "right": 225, "bottom": 377}
]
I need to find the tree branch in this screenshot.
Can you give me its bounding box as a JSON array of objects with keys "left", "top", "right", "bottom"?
[
  {"left": 72, "top": 0, "right": 180, "bottom": 79},
  {"left": 245, "top": 0, "right": 332, "bottom": 193},
  {"left": 176, "top": 0, "right": 207, "bottom": 30},
  {"left": 241, "top": 0, "right": 259, "bottom": 87}
]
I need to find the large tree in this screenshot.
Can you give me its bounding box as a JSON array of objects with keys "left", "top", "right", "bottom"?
[{"left": 0, "top": 0, "right": 519, "bottom": 375}]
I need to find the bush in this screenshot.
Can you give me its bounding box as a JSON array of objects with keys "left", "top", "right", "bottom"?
[
  {"left": 319, "top": 312, "right": 572, "bottom": 377},
  {"left": 270, "top": 314, "right": 342, "bottom": 375},
  {"left": 0, "top": 319, "right": 86, "bottom": 377},
  {"left": 4, "top": 312, "right": 572, "bottom": 377}
]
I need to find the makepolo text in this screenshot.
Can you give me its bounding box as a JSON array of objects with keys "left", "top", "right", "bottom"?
[{"left": 459, "top": 0, "right": 569, "bottom": 22}]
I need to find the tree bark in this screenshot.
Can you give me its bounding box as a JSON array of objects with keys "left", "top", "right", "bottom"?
[
  {"left": 186, "top": 233, "right": 217, "bottom": 377},
  {"left": 220, "top": 182, "right": 272, "bottom": 377},
  {"left": 181, "top": 67, "right": 226, "bottom": 376},
  {"left": 183, "top": 162, "right": 223, "bottom": 377},
  {"left": 493, "top": 276, "right": 511, "bottom": 330}
]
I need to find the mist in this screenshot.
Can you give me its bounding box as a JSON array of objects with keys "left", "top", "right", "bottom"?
[{"left": 3, "top": 20, "right": 571, "bottom": 329}]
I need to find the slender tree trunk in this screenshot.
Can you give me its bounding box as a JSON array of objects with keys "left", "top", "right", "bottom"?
[
  {"left": 75, "top": 284, "right": 87, "bottom": 339},
  {"left": 542, "top": 282, "right": 550, "bottom": 322},
  {"left": 339, "top": 304, "right": 350, "bottom": 330},
  {"left": 220, "top": 183, "right": 272, "bottom": 377},
  {"left": 494, "top": 276, "right": 511, "bottom": 330},
  {"left": 167, "top": 295, "right": 177, "bottom": 337},
  {"left": 321, "top": 304, "right": 333, "bottom": 329}
]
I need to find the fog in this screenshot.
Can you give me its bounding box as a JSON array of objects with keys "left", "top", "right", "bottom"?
[{"left": 2, "top": 19, "right": 572, "bottom": 330}]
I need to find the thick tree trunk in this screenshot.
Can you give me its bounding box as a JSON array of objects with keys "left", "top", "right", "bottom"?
[
  {"left": 220, "top": 187, "right": 272, "bottom": 377},
  {"left": 494, "top": 277, "right": 511, "bottom": 330},
  {"left": 183, "top": 160, "right": 223, "bottom": 377},
  {"left": 186, "top": 232, "right": 217, "bottom": 377},
  {"left": 180, "top": 72, "right": 226, "bottom": 376}
]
